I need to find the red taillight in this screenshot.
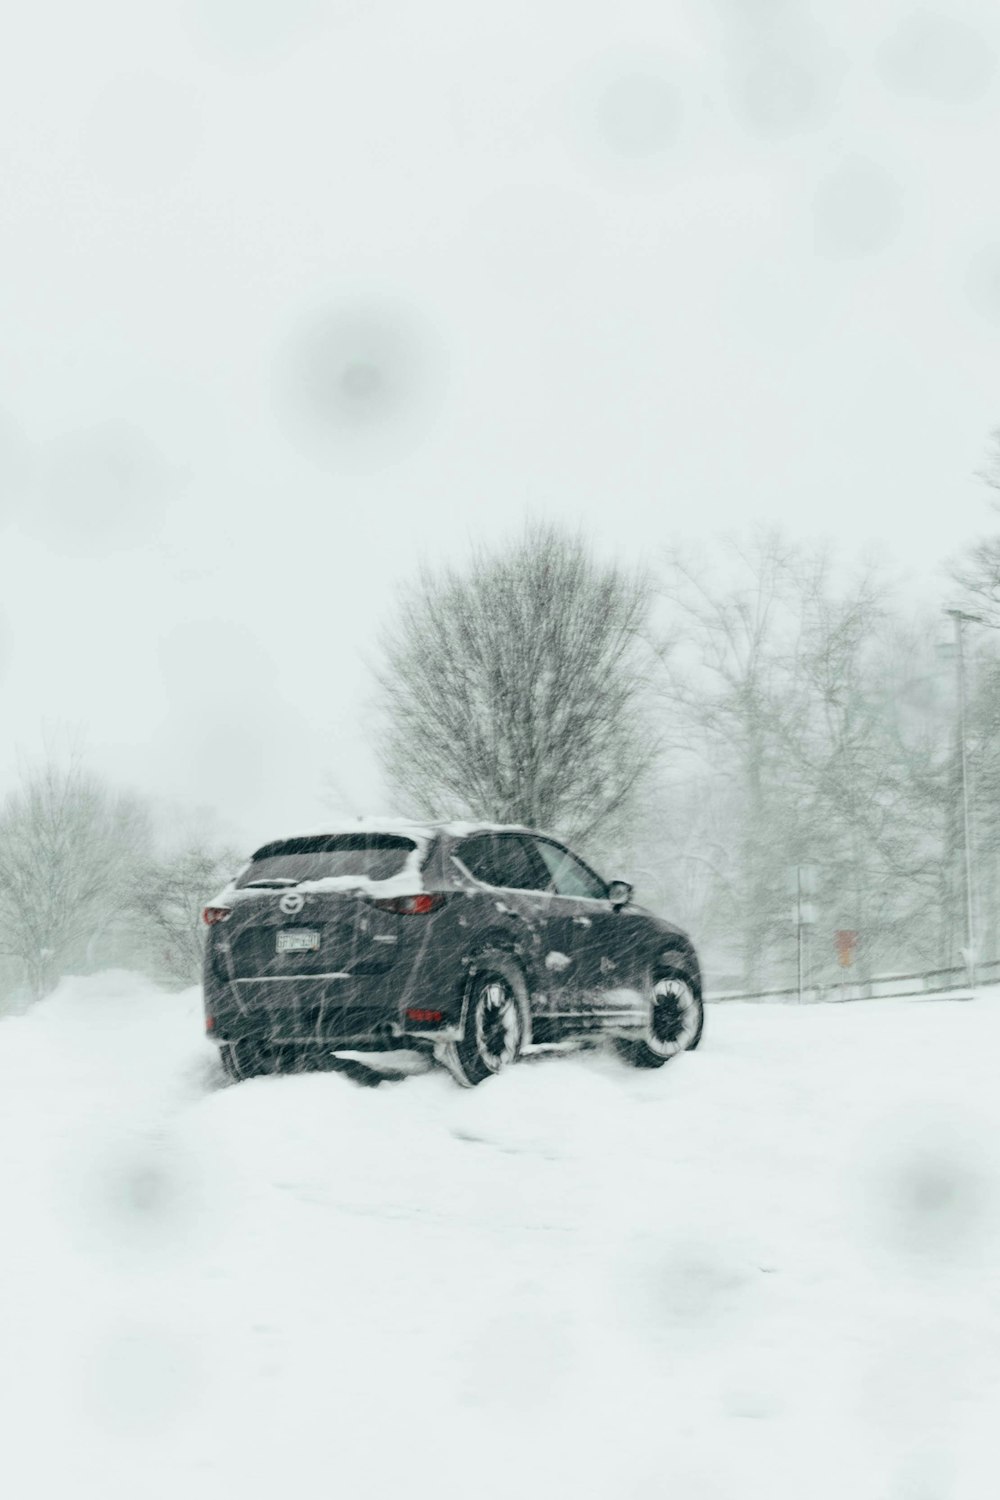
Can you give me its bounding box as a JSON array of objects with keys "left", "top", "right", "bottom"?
[
  {"left": 202, "top": 906, "right": 232, "bottom": 926},
  {"left": 205, "top": 1015, "right": 216, "bottom": 1032},
  {"left": 406, "top": 1008, "right": 443, "bottom": 1023},
  {"left": 370, "top": 894, "right": 445, "bottom": 915}
]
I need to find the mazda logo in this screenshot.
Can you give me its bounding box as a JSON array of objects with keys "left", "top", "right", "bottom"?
[{"left": 279, "top": 892, "right": 305, "bottom": 915}]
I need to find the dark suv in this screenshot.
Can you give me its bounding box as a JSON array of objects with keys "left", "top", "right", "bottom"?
[{"left": 202, "top": 821, "right": 703, "bottom": 1086}]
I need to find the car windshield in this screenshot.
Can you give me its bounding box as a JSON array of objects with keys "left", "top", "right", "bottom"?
[{"left": 236, "top": 834, "right": 416, "bottom": 888}]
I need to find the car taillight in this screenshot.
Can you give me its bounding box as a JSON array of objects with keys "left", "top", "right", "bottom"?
[
  {"left": 202, "top": 906, "right": 232, "bottom": 926},
  {"left": 370, "top": 894, "right": 445, "bottom": 915}
]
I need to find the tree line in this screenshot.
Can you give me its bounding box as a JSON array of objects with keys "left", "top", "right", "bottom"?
[
  {"left": 4, "top": 504, "right": 1000, "bottom": 1007},
  {"left": 377, "top": 522, "right": 1000, "bottom": 993},
  {"left": 0, "top": 754, "right": 239, "bottom": 1010}
]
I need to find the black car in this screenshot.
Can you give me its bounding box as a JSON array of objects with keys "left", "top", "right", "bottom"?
[{"left": 202, "top": 821, "right": 703, "bottom": 1087}]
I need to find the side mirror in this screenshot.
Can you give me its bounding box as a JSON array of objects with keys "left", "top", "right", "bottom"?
[{"left": 607, "top": 879, "right": 633, "bottom": 910}]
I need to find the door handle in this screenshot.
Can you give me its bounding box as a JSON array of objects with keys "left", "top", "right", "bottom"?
[{"left": 572, "top": 915, "right": 592, "bottom": 928}]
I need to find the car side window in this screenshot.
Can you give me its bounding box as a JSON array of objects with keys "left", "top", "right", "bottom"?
[
  {"left": 455, "top": 834, "right": 550, "bottom": 892},
  {"left": 532, "top": 839, "right": 608, "bottom": 901},
  {"left": 454, "top": 836, "right": 500, "bottom": 886}
]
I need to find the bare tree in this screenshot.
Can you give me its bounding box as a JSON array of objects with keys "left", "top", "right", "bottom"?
[
  {"left": 132, "top": 840, "right": 243, "bottom": 986},
  {"left": 779, "top": 571, "right": 948, "bottom": 980},
  {"left": 624, "top": 769, "right": 746, "bottom": 972},
  {"left": 958, "top": 632, "right": 1000, "bottom": 962},
  {"left": 656, "top": 531, "right": 801, "bottom": 989},
  {"left": 656, "top": 534, "right": 953, "bottom": 989},
  {"left": 947, "top": 428, "right": 1000, "bottom": 955},
  {"left": 950, "top": 429, "right": 1000, "bottom": 625},
  {"left": 951, "top": 536, "right": 1000, "bottom": 627},
  {"left": 0, "top": 758, "right": 151, "bottom": 999},
  {"left": 377, "top": 525, "right": 655, "bottom": 843}
]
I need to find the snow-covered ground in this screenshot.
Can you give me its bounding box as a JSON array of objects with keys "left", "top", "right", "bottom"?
[{"left": 2, "top": 975, "right": 998, "bottom": 1500}]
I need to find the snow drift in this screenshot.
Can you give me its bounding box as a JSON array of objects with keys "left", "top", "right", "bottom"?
[{"left": 1, "top": 973, "right": 999, "bottom": 1499}]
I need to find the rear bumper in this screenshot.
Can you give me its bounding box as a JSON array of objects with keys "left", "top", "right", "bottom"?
[{"left": 203, "top": 967, "right": 464, "bottom": 1048}]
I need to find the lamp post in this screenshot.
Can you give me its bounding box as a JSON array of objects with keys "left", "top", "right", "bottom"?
[
  {"left": 945, "top": 608, "right": 980, "bottom": 989},
  {"left": 788, "top": 864, "right": 818, "bottom": 1003}
]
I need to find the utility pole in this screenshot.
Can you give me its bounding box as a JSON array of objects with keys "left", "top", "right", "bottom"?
[
  {"left": 946, "top": 608, "right": 979, "bottom": 989},
  {"left": 790, "top": 864, "right": 818, "bottom": 1003},
  {"left": 797, "top": 864, "right": 803, "bottom": 1005}
]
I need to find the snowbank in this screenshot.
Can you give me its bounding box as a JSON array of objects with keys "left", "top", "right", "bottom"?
[{"left": 2, "top": 976, "right": 999, "bottom": 1499}]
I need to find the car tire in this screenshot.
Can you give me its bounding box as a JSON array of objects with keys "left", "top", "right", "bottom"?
[
  {"left": 218, "top": 1040, "right": 274, "bottom": 1082},
  {"left": 437, "top": 952, "right": 528, "bottom": 1088},
  {"left": 615, "top": 958, "right": 703, "bottom": 1070}
]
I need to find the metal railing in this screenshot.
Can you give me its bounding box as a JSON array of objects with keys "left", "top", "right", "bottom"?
[{"left": 709, "top": 957, "right": 1000, "bottom": 1004}]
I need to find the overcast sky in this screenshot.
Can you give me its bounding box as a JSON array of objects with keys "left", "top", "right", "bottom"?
[{"left": 2, "top": 0, "right": 999, "bottom": 849}]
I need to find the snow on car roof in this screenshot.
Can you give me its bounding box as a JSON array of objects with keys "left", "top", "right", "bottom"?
[
  {"left": 426, "top": 820, "right": 540, "bottom": 838},
  {"left": 250, "top": 817, "right": 541, "bottom": 851},
  {"left": 250, "top": 820, "right": 430, "bottom": 853},
  {"left": 208, "top": 819, "right": 546, "bottom": 909}
]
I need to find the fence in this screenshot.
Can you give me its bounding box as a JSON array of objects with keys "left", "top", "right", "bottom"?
[{"left": 709, "top": 957, "right": 1000, "bottom": 1004}]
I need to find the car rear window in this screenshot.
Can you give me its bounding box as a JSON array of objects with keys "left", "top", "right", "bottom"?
[{"left": 236, "top": 834, "right": 416, "bottom": 888}]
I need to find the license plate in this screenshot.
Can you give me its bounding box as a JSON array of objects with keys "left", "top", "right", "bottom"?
[{"left": 276, "top": 929, "right": 320, "bottom": 953}]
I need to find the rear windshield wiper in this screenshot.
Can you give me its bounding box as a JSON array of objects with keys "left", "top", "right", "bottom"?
[{"left": 242, "top": 878, "right": 302, "bottom": 889}]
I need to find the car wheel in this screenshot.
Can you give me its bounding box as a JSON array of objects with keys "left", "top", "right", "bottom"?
[
  {"left": 438, "top": 953, "right": 527, "bottom": 1087},
  {"left": 616, "top": 962, "right": 703, "bottom": 1070},
  {"left": 218, "top": 1040, "right": 273, "bottom": 1082}
]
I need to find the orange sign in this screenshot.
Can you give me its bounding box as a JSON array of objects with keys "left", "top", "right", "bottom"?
[{"left": 835, "top": 930, "right": 858, "bottom": 967}]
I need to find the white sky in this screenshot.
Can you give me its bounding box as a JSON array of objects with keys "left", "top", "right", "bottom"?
[{"left": 2, "top": 0, "right": 999, "bottom": 850}]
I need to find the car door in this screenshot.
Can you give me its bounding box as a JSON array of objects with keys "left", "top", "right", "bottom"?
[
  {"left": 529, "top": 837, "right": 646, "bottom": 1028},
  {"left": 450, "top": 833, "right": 559, "bottom": 1012}
]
